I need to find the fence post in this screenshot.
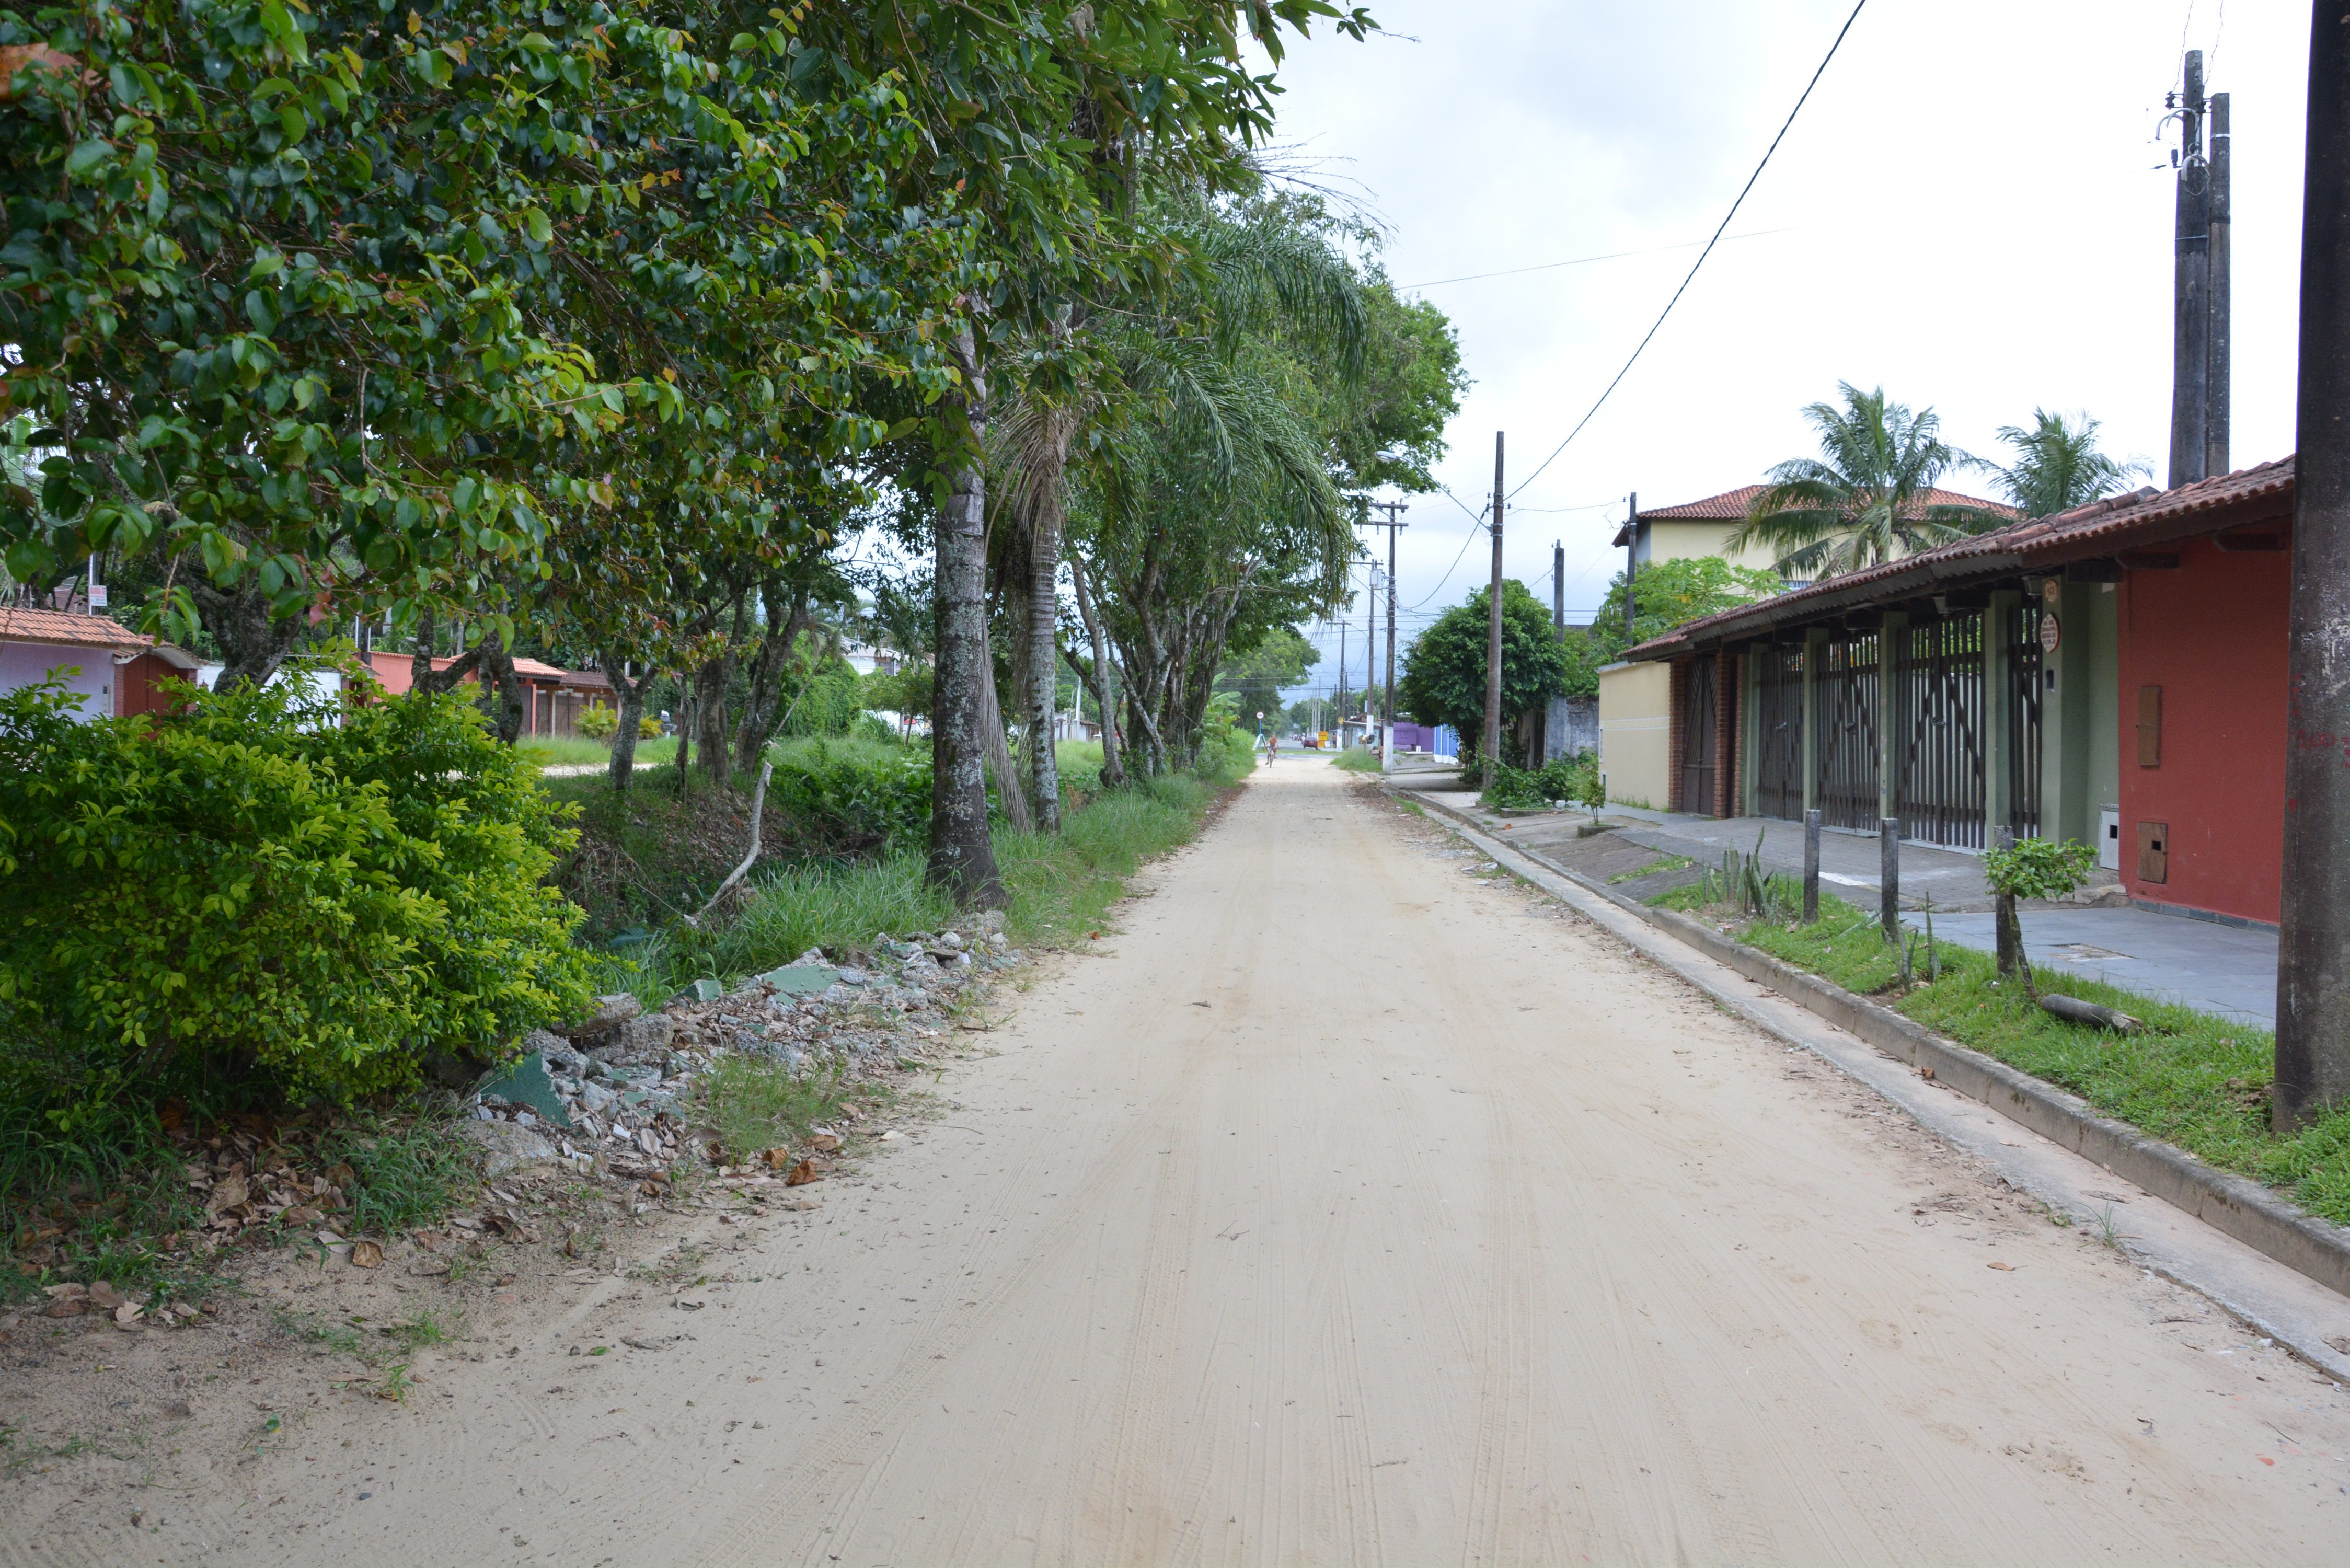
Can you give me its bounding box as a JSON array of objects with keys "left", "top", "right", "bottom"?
[
  {"left": 1880, "top": 815, "right": 1902, "bottom": 942},
  {"left": 1803, "top": 807, "right": 1822, "bottom": 924},
  {"left": 1801, "top": 627, "right": 1826, "bottom": 818},
  {"left": 1877, "top": 611, "right": 1907, "bottom": 821}
]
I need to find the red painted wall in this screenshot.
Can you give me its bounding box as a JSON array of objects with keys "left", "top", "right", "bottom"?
[{"left": 2116, "top": 536, "right": 2290, "bottom": 924}]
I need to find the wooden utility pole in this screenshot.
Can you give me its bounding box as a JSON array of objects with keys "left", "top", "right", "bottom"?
[
  {"left": 1337, "top": 610, "right": 1349, "bottom": 742},
  {"left": 1368, "top": 501, "right": 1408, "bottom": 769},
  {"left": 2277, "top": 0, "right": 2350, "bottom": 1131},
  {"left": 1623, "top": 492, "right": 1639, "bottom": 641},
  {"left": 2207, "top": 89, "right": 2232, "bottom": 478},
  {"left": 2169, "top": 51, "right": 2213, "bottom": 489},
  {"left": 1483, "top": 433, "right": 1505, "bottom": 787}
]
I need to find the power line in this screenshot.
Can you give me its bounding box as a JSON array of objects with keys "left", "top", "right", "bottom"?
[
  {"left": 1401, "top": 487, "right": 1490, "bottom": 612},
  {"left": 1399, "top": 229, "right": 1789, "bottom": 291},
  {"left": 1507, "top": 0, "right": 1870, "bottom": 501}
]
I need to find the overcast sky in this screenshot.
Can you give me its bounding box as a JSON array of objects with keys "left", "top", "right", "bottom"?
[{"left": 1266, "top": 0, "right": 2310, "bottom": 708}]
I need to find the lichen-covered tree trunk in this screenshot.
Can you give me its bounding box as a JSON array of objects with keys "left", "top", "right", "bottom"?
[
  {"left": 190, "top": 582, "right": 304, "bottom": 692},
  {"left": 928, "top": 340, "right": 1006, "bottom": 907},
  {"left": 1068, "top": 551, "right": 1124, "bottom": 788}
]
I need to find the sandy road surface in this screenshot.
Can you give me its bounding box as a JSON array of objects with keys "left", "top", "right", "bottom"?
[{"left": 25, "top": 760, "right": 2350, "bottom": 1565}]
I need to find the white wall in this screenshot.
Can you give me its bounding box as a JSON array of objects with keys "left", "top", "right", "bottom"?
[{"left": 0, "top": 643, "right": 115, "bottom": 721}]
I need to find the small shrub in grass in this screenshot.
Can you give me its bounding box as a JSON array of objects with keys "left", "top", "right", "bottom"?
[
  {"left": 0, "top": 678, "right": 595, "bottom": 1120},
  {"left": 766, "top": 737, "right": 932, "bottom": 852},
  {"left": 1482, "top": 752, "right": 1598, "bottom": 809},
  {"left": 699, "top": 1057, "right": 849, "bottom": 1162},
  {"left": 1330, "top": 746, "right": 1382, "bottom": 773},
  {"left": 575, "top": 705, "right": 619, "bottom": 741}
]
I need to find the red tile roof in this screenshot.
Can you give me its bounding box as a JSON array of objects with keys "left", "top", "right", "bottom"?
[
  {"left": 0, "top": 607, "right": 153, "bottom": 652},
  {"left": 1621, "top": 457, "right": 2296, "bottom": 660},
  {"left": 1611, "top": 485, "right": 2009, "bottom": 545}
]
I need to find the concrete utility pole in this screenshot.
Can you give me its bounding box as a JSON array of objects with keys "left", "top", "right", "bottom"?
[
  {"left": 2277, "top": 1, "right": 2350, "bottom": 1131},
  {"left": 1483, "top": 433, "right": 1505, "bottom": 787},
  {"left": 2207, "top": 89, "right": 2233, "bottom": 478},
  {"left": 1337, "top": 610, "right": 1349, "bottom": 740},
  {"left": 1368, "top": 501, "right": 1408, "bottom": 770},
  {"left": 1623, "top": 492, "right": 1639, "bottom": 642},
  {"left": 2169, "top": 51, "right": 2213, "bottom": 489},
  {"left": 1552, "top": 541, "right": 1565, "bottom": 643}
]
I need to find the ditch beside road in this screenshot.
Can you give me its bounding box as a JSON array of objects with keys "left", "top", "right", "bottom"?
[{"left": 10, "top": 758, "right": 2349, "bottom": 1564}]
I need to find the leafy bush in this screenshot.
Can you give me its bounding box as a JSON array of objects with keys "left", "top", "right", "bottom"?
[
  {"left": 0, "top": 679, "right": 596, "bottom": 1120},
  {"left": 639, "top": 713, "right": 664, "bottom": 739},
  {"left": 1482, "top": 752, "right": 1599, "bottom": 810},
  {"left": 766, "top": 737, "right": 932, "bottom": 852},
  {"left": 574, "top": 704, "right": 618, "bottom": 741},
  {"left": 1983, "top": 836, "right": 2096, "bottom": 900}
]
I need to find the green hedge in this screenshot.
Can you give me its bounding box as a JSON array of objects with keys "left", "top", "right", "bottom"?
[{"left": 0, "top": 678, "right": 594, "bottom": 1122}]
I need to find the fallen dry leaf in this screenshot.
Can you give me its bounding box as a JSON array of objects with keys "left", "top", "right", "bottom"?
[
  {"left": 808, "top": 1133, "right": 843, "bottom": 1154},
  {"left": 784, "top": 1158, "right": 819, "bottom": 1187},
  {"left": 205, "top": 1174, "right": 248, "bottom": 1215},
  {"left": 350, "top": 1239, "right": 384, "bottom": 1270},
  {"left": 760, "top": 1147, "right": 792, "bottom": 1169},
  {"left": 1987, "top": 1261, "right": 2016, "bottom": 1271},
  {"left": 281, "top": 1205, "right": 323, "bottom": 1227}
]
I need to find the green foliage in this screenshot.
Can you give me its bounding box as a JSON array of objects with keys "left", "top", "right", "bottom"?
[
  {"left": 766, "top": 738, "right": 934, "bottom": 855},
  {"left": 1983, "top": 837, "right": 2096, "bottom": 901},
  {"left": 1989, "top": 410, "right": 2147, "bottom": 518},
  {"left": 1330, "top": 746, "right": 1383, "bottom": 774},
  {"left": 1397, "top": 580, "right": 1572, "bottom": 758},
  {"left": 1725, "top": 384, "right": 2008, "bottom": 580},
  {"left": 699, "top": 1058, "right": 849, "bottom": 1162},
  {"left": 574, "top": 705, "right": 619, "bottom": 742},
  {"left": 1214, "top": 626, "right": 1319, "bottom": 735},
  {"left": 862, "top": 665, "right": 933, "bottom": 723},
  {"left": 1587, "top": 556, "right": 1787, "bottom": 667},
  {"left": 0, "top": 679, "right": 595, "bottom": 1113},
  {"left": 1481, "top": 753, "right": 1598, "bottom": 809},
  {"left": 639, "top": 713, "right": 665, "bottom": 741}
]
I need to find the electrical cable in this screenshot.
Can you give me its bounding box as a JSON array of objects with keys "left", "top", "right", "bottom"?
[
  {"left": 1507, "top": 0, "right": 1869, "bottom": 502},
  {"left": 1400, "top": 487, "right": 1491, "bottom": 613},
  {"left": 1399, "top": 229, "right": 1789, "bottom": 291}
]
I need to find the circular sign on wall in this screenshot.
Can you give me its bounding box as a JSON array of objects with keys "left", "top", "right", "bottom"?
[
  {"left": 2041, "top": 577, "right": 2061, "bottom": 602},
  {"left": 2039, "top": 614, "right": 2063, "bottom": 654}
]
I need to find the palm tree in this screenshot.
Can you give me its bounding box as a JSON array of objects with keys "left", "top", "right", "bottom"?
[
  {"left": 1987, "top": 409, "right": 2148, "bottom": 518},
  {"left": 1726, "top": 384, "right": 2007, "bottom": 580}
]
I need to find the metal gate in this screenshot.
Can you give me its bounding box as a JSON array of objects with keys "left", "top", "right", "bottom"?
[
  {"left": 1895, "top": 615, "right": 1986, "bottom": 849},
  {"left": 1814, "top": 632, "right": 1879, "bottom": 831},
  {"left": 2007, "top": 602, "right": 2043, "bottom": 840},
  {"left": 1681, "top": 657, "right": 1718, "bottom": 815},
  {"left": 1755, "top": 644, "right": 1804, "bottom": 820}
]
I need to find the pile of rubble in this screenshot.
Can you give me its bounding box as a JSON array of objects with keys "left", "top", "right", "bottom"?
[{"left": 464, "top": 916, "right": 1022, "bottom": 1179}]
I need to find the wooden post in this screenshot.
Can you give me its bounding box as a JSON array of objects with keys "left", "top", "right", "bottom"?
[
  {"left": 2278, "top": 0, "right": 2350, "bottom": 1130},
  {"left": 1483, "top": 432, "right": 1505, "bottom": 786},
  {"left": 1738, "top": 644, "right": 1761, "bottom": 818},
  {"left": 1803, "top": 808, "right": 1822, "bottom": 924},
  {"left": 1880, "top": 816, "right": 1902, "bottom": 943}
]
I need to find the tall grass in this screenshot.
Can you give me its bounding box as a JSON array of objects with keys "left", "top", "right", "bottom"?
[
  {"left": 1330, "top": 747, "right": 1382, "bottom": 774},
  {"left": 517, "top": 735, "right": 678, "bottom": 769}
]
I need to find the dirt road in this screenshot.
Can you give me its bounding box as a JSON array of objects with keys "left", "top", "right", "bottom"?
[{"left": 25, "top": 760, "right": 2350, "bottom": 1564}]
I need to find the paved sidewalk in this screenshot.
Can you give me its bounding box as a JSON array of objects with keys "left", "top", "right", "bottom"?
[{"left": 1918, "top": 907, "right": 2279, "bottom": 1028}]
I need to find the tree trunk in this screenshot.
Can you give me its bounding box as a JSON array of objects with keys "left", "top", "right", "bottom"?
[
  {"left": 1993, "top": 893, "right": 2038, "bottom": 998},
  {"left": 602, "top": 660, "right": 656, "bottom": 793},
  {"left": 1068, "top": 551, "right": 1124, "bottom": 787},
  {"left": 189, "top": 581, "right": 303, "bottom": 692},
  {"left": 734, "top": 579, "right": 811, "bottom": 774},
  {"left": 1021, "top": 437, "right": 1073, "bottom": 831},
  {"left": 979, "top": 615, "right": 1033, "bottom": 833},
  {"left": 475, "top": 628, "right": 528, "bottom": 745},
  {"left": 928, "top": 338, "right": 1007, "bottom": 907}
]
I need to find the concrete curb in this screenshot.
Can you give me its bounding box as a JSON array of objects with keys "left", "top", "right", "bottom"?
[{"left": 1391, "top": 783, "right": 2350, "bottom": 1304}]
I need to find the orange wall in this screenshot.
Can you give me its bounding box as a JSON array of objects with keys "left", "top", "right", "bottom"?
[{"left": 2116, "top": 536, "right": 2290, "bottom": 924}]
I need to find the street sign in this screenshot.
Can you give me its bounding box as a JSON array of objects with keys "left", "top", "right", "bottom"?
[{"left": 2038, "top": 614, "right": 2061, "bottom": 654}]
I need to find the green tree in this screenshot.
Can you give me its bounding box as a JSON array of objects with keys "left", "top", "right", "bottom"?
[
  {"left": 1396, "top": 581, "right": 1571, "bottom": 764},
  {"left": 1215, "top": 626, "right": 1319, "bottom": 734},
  {"left": 1988, "top": 410, "right": 2148, "bottom": 518},
  {"left": 1587, "top": 556, "right": 1786, "bottom": 670},
  {"left": 1725, "top": 384, "right": 2007, "bottom": 580}
]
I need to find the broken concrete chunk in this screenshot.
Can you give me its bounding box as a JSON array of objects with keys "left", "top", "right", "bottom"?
[
  {"left": 568, "top": 993, "right": 643, "bottom": 1035},
  {"left": 454, "top": 1120, "right": 559, "bottom": 1179},
  {"left": 587, "top": 1013, "right": 676, "bottom": 1067}
]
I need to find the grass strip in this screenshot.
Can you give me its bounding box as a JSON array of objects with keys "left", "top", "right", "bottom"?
[{"left": 1665, "top": 890, "right": 2350, "bottom": 1226}]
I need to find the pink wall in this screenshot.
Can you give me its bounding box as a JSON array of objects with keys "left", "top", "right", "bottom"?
[
  {"left": 0, "top": 642, "right": 115, "bottom": 721},
  {"left": 2116, "top": 536, "right": 2291, "bottom": 924}
]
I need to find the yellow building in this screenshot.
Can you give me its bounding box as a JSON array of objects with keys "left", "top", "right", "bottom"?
[{"left": 1609, "top": 486, "right": 1787, "bottom": 574}]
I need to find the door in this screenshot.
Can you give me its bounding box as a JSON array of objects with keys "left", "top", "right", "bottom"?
[{"left": 1682, "top": 658, "right": 1717, "bottom": 815}]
